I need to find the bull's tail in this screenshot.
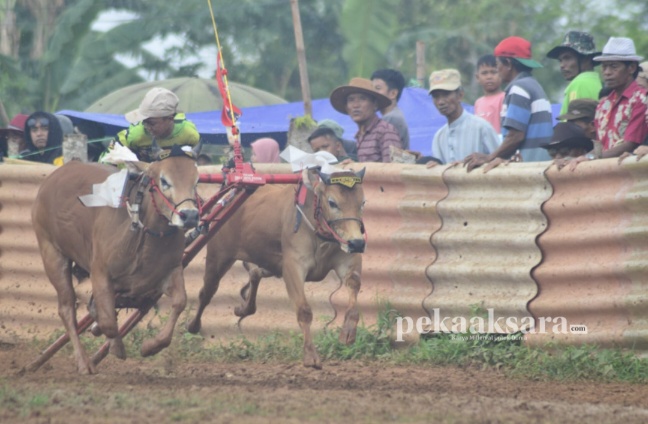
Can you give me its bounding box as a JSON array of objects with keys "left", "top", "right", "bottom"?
[{"left": 324, "top": 277, "right": 344, "bottom": 329}]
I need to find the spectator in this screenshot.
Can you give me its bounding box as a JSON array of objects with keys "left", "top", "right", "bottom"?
[
  {"left": 546, "top": 31, "right": 602, "bottom": 116},
  {"left": 250, "top": 137, "right": 281, "bottom": 163},
  {"left": 307, "top": 127, "right": 352, "bottom": 162},
  {"left": 637, "top": 61, "right": 648, "bottom": 90},
  {"left": 465, "top": 36, "right": 553, "bottom": 171},
  {"left": 573, "top": 37, "right": 647, "bottom": 171},
  {"left": 329, "top": 78, "right": 401, "bottom": 163},
  {"left": 21, "top": 111, "right": 64, "bottom": 165},
  {"left": 556, "top": 98, "right": 598, "bottom": 140},
  {"left": 0, "top": 113, "right": 29, "bottom": 158},
  {"left": 371, "top": 69, "right": 411, "bottom": 150},
  {"left": 543, "top": 122, "right": 594, "bottom": 160},
  {"left": 316, "top": 119, "right": 357, "bottom": 161},
  {"left": 428, "top": 69, "right": 500, "bottom": 164},
  {"left": 474, "top": 54, "right": 505, "bottom": 133},
  {"left": 107, "top": 87, "right": 201, "bottom": 162}
]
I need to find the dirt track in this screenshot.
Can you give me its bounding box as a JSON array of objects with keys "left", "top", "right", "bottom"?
[{"left": 2, "top": 341, "right": 648, "bottom": 423}]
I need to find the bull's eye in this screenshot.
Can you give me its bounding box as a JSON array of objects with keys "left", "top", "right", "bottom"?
[
  {"left": 160, "top": 177, "right": 171, "bottom": 190},
  {"left": 328, "top": 198, "right": 339, "bottom": 209}
]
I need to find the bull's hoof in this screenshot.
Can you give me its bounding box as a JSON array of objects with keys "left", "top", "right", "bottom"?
[
  {"left": 90, "top": 323, "right": 103, "bottom": 337},
  {"left": 109, "top": 338, "right": 126, "bottom": 360},
  {"left": 339, "top": 326, "right": 357, "bottom": 345},
  {"left": 303, "top": 347, "right": 322, "bottom": 370},
  {"left": 234, "top": 304, "right": 256, "bottom": 318},
  {"left": 186, "top": 318, "right": 201, "bottom": 334}
]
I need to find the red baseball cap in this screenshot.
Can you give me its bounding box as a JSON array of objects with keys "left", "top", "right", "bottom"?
[
  {"left": 494, "top": 36, "right": 543, "bottom": 68},
  {"left": 0, "top": 113, "right": 29, "bottom": 135}
]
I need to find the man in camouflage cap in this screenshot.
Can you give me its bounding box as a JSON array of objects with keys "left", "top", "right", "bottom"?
[{"left": 547, "top": 30, "right": 602, "bottom": 116}]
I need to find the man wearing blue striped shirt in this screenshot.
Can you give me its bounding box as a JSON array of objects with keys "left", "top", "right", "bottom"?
[
  {"left": 464, "top": 36, "right": 553, "bottom": 171},
  {"left": 428, "top": 69, "right": 500, "bottom": 165}
]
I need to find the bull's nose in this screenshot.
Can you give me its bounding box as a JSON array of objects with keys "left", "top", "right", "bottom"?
[
  {"left": 180, "top": 209, "right": 199, "bottom": 228},
  {"left": 348, "top": 238, "right": 365, "bottom": 253}
]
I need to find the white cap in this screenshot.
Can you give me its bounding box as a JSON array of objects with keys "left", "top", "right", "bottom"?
[{"left": 125, "top": 87, "right": 179, "bottom": 124}]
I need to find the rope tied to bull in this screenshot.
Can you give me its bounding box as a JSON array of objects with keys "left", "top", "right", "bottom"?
[{"left": 124, "top": 174, "right": 182, "bottom": 238}]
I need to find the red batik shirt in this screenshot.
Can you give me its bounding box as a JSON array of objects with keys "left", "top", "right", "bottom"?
[{"left": 595, "top": 80, "right": 648, "bottom": 151}]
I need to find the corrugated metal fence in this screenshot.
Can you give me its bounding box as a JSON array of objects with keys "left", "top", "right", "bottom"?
[{"left": 1, "top": 159, "right": 648, "bottom": 352}]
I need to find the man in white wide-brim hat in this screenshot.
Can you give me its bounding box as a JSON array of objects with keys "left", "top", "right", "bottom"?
[{"left": 566, "top": 37, "right": 648, "bottom": 169}]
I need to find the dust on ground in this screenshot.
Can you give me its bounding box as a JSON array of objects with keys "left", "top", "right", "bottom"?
[{"left": 1, "top": 341, "right": 647, "bottom": 424}]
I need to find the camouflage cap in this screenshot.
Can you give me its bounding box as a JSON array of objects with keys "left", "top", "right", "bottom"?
[
  {"left": 546, "top": 31, "right": 601, "bottom": 60},
  {"left": 556, "top": 98, "right": 598, "bottom": 121}
]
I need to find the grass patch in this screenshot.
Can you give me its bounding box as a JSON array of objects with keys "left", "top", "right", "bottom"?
[{"left": 27, "top": 306, "right": 648, "bottom": 384}]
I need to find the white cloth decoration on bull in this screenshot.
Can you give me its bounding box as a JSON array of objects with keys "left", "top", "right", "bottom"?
[
  {"left": 99, "top": 142, "right": 139, "bottom": 165},
  {"left": 280, "top": 145, "right": 342, "bottom": 174},
  {"left": 78, "top": 169, "right": 129, "bottom": 208}
]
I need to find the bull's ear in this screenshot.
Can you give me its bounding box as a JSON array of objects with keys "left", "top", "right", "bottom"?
[
  {"left": 302, "top": 168, "right": 321, "bottom": 191},
  {"left": 124, "top": 161, "right": 149, "bottom": 175}
]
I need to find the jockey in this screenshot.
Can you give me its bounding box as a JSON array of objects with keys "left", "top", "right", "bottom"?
[{"left": 105, "top": 87, "right": 201, "bottom": 162}]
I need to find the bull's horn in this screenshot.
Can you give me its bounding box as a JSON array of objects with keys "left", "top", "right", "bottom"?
[
  {"left": 317, "top": 170, "right": 331, "bottom": 185},
  {"left": 355, "top": 168, "right": 366, "bottom": 181}
]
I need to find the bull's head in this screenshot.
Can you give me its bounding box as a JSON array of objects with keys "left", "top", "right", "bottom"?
[
  {"left": 303, "top": 167, "right": 366, "bottom": 254},
  {"left": 127, "top": 146, "right": 200, "bottom": 229}
]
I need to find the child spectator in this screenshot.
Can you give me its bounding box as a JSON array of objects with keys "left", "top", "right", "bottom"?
[{"left": 474, "top": 54, "right": 505, "bottom": 134}]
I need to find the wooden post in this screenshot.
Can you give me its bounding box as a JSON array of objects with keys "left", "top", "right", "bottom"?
[
  {"left": 289, "top": 0, "right": 312, "bottom": 117},
  {"left": 63, "top": 133, "right": 88, "bottom": 163},
  {"left": 416, "top": 41, "right": 426, "bottom": 88}
]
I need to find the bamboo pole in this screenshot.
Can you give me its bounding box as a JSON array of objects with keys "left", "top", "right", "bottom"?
[
  {"left": 416, "top": 41, "right": 426, "bottom": 88},
  {"left": 289, "top": 0, "right": 312, "bottom": 117}
]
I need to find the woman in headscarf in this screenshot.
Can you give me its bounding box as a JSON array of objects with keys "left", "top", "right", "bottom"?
[{"left": 250, "top": 138, "right": 281, "bottom": 163}]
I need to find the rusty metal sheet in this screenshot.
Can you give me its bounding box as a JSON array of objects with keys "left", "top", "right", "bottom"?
[
  {"left": 529, "top": 158, "right": 635, "bottom": 347},
  {"left": 426, "top": 162, "right": 551, "bottom": 333}
]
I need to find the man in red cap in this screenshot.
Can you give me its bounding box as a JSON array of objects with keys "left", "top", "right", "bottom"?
[
  {"left": 464, "top": 36, "right": 553, "bottom": 171},
  {"left": 0, "top": 113, "right": 29, "bottom": 158}
]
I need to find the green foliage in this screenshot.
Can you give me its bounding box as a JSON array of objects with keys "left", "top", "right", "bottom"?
[{"left": 340, "top": 0, "right": 399, "bottom": 77}]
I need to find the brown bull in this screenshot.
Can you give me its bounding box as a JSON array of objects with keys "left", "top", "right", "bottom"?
[
  {"left": 188, "top": 168, "right": 366, "bottom": 368},
  {"left": 31, "top": 153, "right": 199, "bottom": 374}
]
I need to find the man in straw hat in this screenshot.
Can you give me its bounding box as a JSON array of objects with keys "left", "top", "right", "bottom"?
[
  {"left": 464, "top": 36, "right": 553, "bottom": 171},
  {"left": 567, "top": 37, "right": 648, "bottom": 170},
  {"left": 329, "top": 78, "right": 401, "bottom": 162},
  {"left": 546, "top": 30, "right": 602, "bottom": 116}
]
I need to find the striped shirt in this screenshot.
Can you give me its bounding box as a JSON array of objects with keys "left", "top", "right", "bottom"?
[
  {"left": 431, "top": 110, "right": 501, "bottom": 164},
  {"left": 501, "top": 72, "right": 552, "bottom": 162},
  {"left": 355, "top": 115, "right": 402, "bottom": 162}
]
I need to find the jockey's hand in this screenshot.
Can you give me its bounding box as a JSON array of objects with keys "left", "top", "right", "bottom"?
[
  {"left": 463, "top": 152, "right": 490, "bottom": 172},
  {"left": 340, "top": 158, "right": 353, "bottom": 166},
  {"left": 425, "top": 160, "right": 438, "bottom": 168}
]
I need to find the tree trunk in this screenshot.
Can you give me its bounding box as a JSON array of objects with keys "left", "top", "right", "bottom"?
[{"left": 0, "top": 0, "right": 19, "bottom": 57}]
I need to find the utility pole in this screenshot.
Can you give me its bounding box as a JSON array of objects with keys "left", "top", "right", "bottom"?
[{"left": 289, "top": 0, "right": 312, "bottom": 116}]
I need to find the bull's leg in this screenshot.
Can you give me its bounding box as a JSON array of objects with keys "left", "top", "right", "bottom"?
[
  {"left": 283, "top": 261, "right": 321, "bottom": 369},
  {"left": 35, "top": 242, "right": 95, "bottom": 374},
  {"left": 337, "top": 256, "right": 362, "bottom": 345},
  {"left": 141, "top": 267, "right": 186, "bottom": 357},
  {"left": 234, "top": 262, "right": 272, "bottom": 318},
  {"left": 187, "top": 255, "right": 235, "bottom": 334},
  {"left": 90, "top": 267, "right": 125, "bottom": 360}
]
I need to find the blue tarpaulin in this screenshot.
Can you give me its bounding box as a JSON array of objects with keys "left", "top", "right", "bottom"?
[{"left": 59, "top": 87, "right": 560, "bottom": 157}]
